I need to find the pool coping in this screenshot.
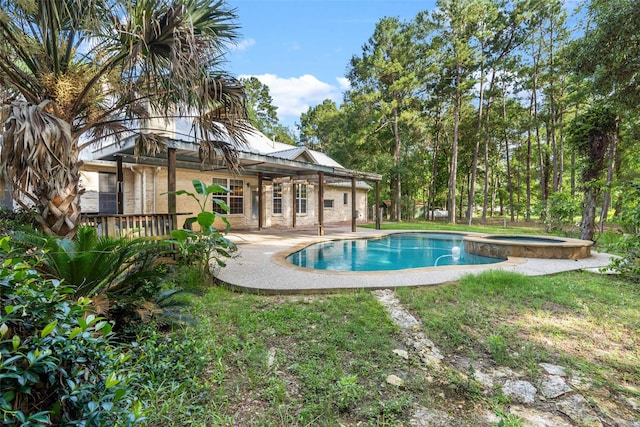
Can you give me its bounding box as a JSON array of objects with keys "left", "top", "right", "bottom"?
[{"left": 217, "top": 227, "right": 614, "bottom": 294}]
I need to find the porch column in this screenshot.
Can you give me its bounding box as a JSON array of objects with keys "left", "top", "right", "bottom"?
[
  {"left": 318, "top": 172, "right": 324, "bottom": 236},
  {"left": 257, "top": 172, "right": 263, "bottom": 230},
  {"left": 351, "top": 176, "right": 357, "bottom": 232},
  {"left": 375, "top": 180, "right": 381, "bottom": 230},
  {"left": 116, "top": 156, "right": 124, "bottom": 214},
  {"left": 292, "top": 181, "right": 297, "bottom": 228},
  {"left": 167, "top": 148, "right": 177, "bottom": 229}
]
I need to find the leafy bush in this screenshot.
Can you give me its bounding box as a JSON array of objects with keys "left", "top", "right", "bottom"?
[
  {"left": 12, "top": 226, "right": 170, "bottom": 299},
  {"left": 167, "top": 180, "right": 237, "bottom": 280},
  {"left": 607, "top": 233, "right": 640, "bottom": 281},
  {"left": 9, "top": 227, "right": 189, "bottom": 329},
  {"left": 0, "top": 208, "right": 37, "bottom": 235},
  {"left": 606, "top": 181, "right": 640, "bottom": 280},
  {"left": 543, "top": 191, "right": 581, "bottom": 232},
  {"left": 615, "top": 180, "right": 640, "bottom": 234},
  {"left": 0, "top": 237, "right": 144, "bottom": 426}
]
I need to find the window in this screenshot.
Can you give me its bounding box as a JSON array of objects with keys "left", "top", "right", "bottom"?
[
  {"left": 212, "top": 177, "right": 244, "bottom": 215},
  {"left": 343, "top": 193, "right": 348, "bottom": 205},
  {"left": 273, "top": 183, "right": 283, "bottom": 214},
  {"left": 323, "top": 199, "right": 334, "bottom": 208},
  {"left": 98, "top": 172, "right": 117, "bottom": 214},
  {"left": 296, "top": 184, "right": 307, "bottom": 214}
]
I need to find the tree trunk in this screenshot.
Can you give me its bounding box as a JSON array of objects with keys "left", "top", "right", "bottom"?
[
  {"left": 526, "top": 123, "right": 532, "bottom": 221},
  {"left": 448, "top": 75, "right": 461, "bottom": 224},
  {"left": 390, "top": 176, "right": 399, "bottom": 222},
  {"left": 468, "top": 48, "right": 486, "bottom": 224},
  {"left": 531, "top": 38, "right": 547, "bottom": 204},
  {"left": 497, "top": 174, "right": 503, "bottom": 216},
  {"left": 481, "top": 69, "right": 497, "bottom": 224},
  {"left": 459, "top": 175, "right": 466, "bottom": 220},
  {"left": 37, "top": 181, "right": 82, "bottom": 238},
  {"left": 550, "top": 101, "right": 559, "bottom": 193},
  {"left": 516, "top": 164, "right": 521, "bottom": 221},
  {"left": 599, "top": 130, "right": 617, "bottom": 232},
  {"left": 482, "top": 132, "right": 490, "bottom": 224},
  {"left": 571, "top": 147, "right": 576, "bottom": 196},
  {"left": 429, "top": 124, "right": 441, "bottom": 221},
  {"left": 392, "top": 104, "right": 402, "bottom": 222},
  {"left": 490, "top": 174, "right": 496, "bottom": 217},
  {"left": 581, "top": 185, "right": 597, "bottom": 241},
  {"left": 548, "top": 20, "right": 562, "bottom": 194},
  {"left": 557, "top": 108, "right": 565, "bottom": 191},
  {"left": 2, "top": 103, "right": 81, "bottom": 238},
  {"left": 502, "top": 81, "right": 515, "bottom": 222}
]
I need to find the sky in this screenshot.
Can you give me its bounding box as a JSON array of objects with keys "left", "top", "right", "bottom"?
[{"left": 227, "top": 0, "right": 437, "bottom": 127}]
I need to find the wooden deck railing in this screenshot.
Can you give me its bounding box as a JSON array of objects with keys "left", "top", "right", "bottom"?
[{"left": 79, "top": 213, "right": 190, "bottom": 238}]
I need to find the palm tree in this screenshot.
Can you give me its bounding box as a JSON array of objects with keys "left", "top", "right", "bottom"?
[{"left": 0, "top": 0, "right": 250, "bottom": 237}]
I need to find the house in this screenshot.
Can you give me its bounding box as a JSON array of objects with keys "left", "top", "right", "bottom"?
[{"left": 80, "top": 125, "right": 382, "bottom": 236}]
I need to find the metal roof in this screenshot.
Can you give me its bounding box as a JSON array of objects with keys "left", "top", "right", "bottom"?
[{"left": 90, "top": 127, "right": 382, "bottom": 182}]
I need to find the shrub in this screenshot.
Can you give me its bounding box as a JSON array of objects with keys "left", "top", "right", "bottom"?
[
  {"left": 9, "top": 227, "right": 189, "bottom": 330},
  {"left": 167, "top": 180, "right": 237, "bottom": 280},
  {"left": 606, "top": 181, "right": 640, "bottom": 280},
  {"left": 0, "top": 237, "right": 144, "bottom": 426},
  {"left": 607, "top": 233, "right": 640, "bottom": 281},
  {"left": 544, "top": 191, "right": 581, "bottom": 232},
  {"left": 0, "top": 208, "right": 37, "bottom": 235},
  {"left": 11, "top": 227, "right": 170, "bottom": 299}
]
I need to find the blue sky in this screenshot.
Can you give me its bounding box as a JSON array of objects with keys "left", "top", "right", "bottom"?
[{"left": 227, "top": 0, "right": 437, "bottom": 127}]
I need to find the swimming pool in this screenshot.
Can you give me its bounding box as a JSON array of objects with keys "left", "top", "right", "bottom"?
[{"left": 285, "top": 232, "right": 506, "bottom": 272}]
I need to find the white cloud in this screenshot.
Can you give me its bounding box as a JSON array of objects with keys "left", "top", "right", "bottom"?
[
  {"left": 240, "top": 73, "right": 344, "bottom": 123},
  {"left": 230, "top": 38, "right": 256, "bottom": 51},
  {"left": 336, "top": 77, "right": 351, "bottom": 90}
]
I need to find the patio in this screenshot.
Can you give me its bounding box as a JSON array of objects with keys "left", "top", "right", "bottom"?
[{"left": 218, "top": 226, "right": 614, "bottom": 294}]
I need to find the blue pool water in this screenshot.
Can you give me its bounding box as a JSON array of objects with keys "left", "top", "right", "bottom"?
[{"left": 286, "top": 232, "right": 506, "bottom": 272}]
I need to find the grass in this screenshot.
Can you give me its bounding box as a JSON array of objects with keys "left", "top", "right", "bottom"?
[
  {"left": 361, "top": 220, "right": 548, "bottom": 235},
  {"left": 138, "top": 269, "right": 639, "bottom": 426},
  {"left": 140, "top": 291, "right": 417, "bottom": 426},
  {"left": 396, "top": 270, "right": 640, "bottom": 393}
]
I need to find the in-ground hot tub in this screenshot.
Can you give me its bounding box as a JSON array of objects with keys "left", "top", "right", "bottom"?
[{"left": 463, "top": 234, "right": 593, "bottom": 260}]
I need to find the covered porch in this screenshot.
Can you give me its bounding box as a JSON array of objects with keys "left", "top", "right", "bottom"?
[{"left": 84, "top": 136, "right": 383, "bottom": 237}]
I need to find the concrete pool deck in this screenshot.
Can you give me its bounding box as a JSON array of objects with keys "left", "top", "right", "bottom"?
[{"left": 217, "top": 226, "right": 614, "bottom": 294}]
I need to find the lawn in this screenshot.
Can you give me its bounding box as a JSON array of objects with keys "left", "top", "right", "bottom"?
[
  {"left": 140, "top": 268, "right": 639, "bottom": 426},
  {"left": 361, "top": 219, "right": 590, "bottom": 239}
]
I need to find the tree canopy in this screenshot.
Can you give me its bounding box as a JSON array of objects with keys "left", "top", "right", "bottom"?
[{"left": 298, "top": 0, "right": 640, "bottom": 238}]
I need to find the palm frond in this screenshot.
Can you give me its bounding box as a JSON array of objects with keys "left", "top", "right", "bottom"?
[
  {"left": 134, "top": 132, "right": 168, "bottom": 159},
  {"left": 0, "top": 101, "right": 76, "bottom": 199},
  {"left": 193, "top": 75, "right": 252, "bottom": 170}
]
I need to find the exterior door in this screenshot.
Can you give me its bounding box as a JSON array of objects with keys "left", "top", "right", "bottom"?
[{"left": 251, "top": 190, "right": 259, "bottom": 221}]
